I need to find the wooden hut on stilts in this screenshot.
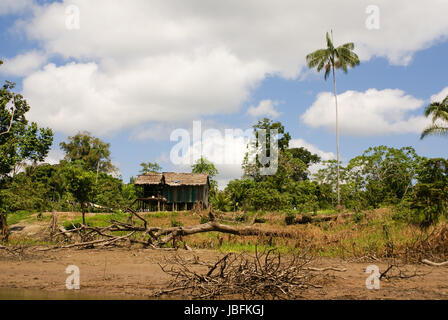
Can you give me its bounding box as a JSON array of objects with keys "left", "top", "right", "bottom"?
[{"left": 133, "top": 172, "right": 209, "bottom": 211}]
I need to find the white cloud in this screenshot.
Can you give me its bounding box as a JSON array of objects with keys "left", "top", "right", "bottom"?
[
  {"left": 42, "top": 148, "right": 65, "bottom": 165},
  {"left": 10, "top": 0, "right": 448, "bottom": 135},
  {"left": 289, "top": 139, "right": 335, "bottom": 161},
  {"left": 301, "top": 89, "right": 429, "bottom": 136},
  {"left": 23, "top": 50, "right": 266, "bottom": 135},
  {"left": 247, "top": 100, "right": 281, "bottom": 119},
  {"left": 170, "top": 130, "right": 334, "bottom": 188},
  {"left": 0, "top": 51, "right": 47, "bottom": 77},
  {"left": 289, "top": 138, "right": 335, "bottom": 176},
  {"left": 431, "top": 87, "right": 448, "bottom": 103},
  {"left": 0, "top": 0, "right": 34, "bottom": 15},
  {"left": 170, "top": 126, "right": 253, "bottom": 189},
  {"left": 131, "top": 123, "right": 180, "bottom": 142}
]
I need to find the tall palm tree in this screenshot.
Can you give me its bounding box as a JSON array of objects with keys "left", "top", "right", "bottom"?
[
  {"left": 306, "top": 30, "right": 360, "bottom": 207},
  {"left": 421, "top": 95, "right": 448, "bottom": 139}
]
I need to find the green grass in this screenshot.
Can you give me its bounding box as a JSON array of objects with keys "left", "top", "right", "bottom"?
[
  {"left": 145, "top": 211, "right": 177, "bottom": 218},
  {"left": 7, "top": 211, "right": 37, "bottom": 225},
  {"left": 315, "top": 208, "right": 338, "bottom": 215},
  {"left": 62, "top": 211, "right": 129, "bottom": 228}
]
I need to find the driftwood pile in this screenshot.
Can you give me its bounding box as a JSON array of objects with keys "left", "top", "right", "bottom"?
[
  {"left": 156, "top": 247, "right": 318, "bottom": 299},
  {"left": 46, "top": 209, "right": 301, "bottom": 250}
]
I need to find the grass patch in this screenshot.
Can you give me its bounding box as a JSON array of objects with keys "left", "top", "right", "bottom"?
[
  {"left": 7, "top": 211, "right": 36, "bottom": 225},
  {"left": 61, "top": 211, "right": 129, "bottom": 228}
]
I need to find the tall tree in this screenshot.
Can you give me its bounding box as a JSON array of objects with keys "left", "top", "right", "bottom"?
[
  {"left": 192, "top": 156, "right": 219, "bottom": 191},
  {"left": 0, "top": 84, "right": 53, "bottom": 178},
  {"left": 242, "top": 118, "right": 291, "bottom": 181},
  {"left": 306, "top": 31, "right": 360, "bottom": 207},
  {"left": 192, "top": 157, "right": 218, "bottom": 177},
  {"left": 420, "top": 95, "right": 448, "bottom": 139},
  {"left": 0, "top": 61, "right": 53, "bottom": 240},
  {"left": 60, "top": 131, "right": 116, "bottom": 176},
  {"left": 287, "top": 147, "right": 321, "bottom": 180},
  {"left": 62, "top": 162, "right": 96, "bottom": 225},
  {"left": 139, "top": 162, "right": 162, "bottom": 174}
]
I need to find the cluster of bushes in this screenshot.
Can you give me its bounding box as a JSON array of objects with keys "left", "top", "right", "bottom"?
[
  {"left": 211, "top": 140, "right": 448, "bottom": 227},
  {"left": 0, "top": 160, "right": 137, "bottom": 214}
]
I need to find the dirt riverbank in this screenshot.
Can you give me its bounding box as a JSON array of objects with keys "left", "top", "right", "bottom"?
[{"left": 0, "top": 247, "right": 447, "bottom": 299}]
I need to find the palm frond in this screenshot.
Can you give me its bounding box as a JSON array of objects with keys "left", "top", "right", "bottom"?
[
  {"left": 306, "top": 31, "right": 359, "bottom": 81},
  {"left": 442, "top": 95, "right": 448, "bottom": 105},
  {"left": 306, "top": 49, "right": 330, "bottom": 69},
  {"left": 424, "top": 102, "right": 441, "bottom": 117},
  {"left": 341, "top": 42, "right": 355, "bottom": 50},
  {"left": 324, "top": 64, "right": 331, "bottom": 80},
  {"left": 424, "top": 102, "right": 448, "bottom": 123},
  {"left": 326, "top": 32, "right": 334, "bottom": 50},
  {"left": 420, "top": 124, "right": 448, "bottom": 139},
  {"left": 336, "top": 47, "right": 360, "bottom": 65}
]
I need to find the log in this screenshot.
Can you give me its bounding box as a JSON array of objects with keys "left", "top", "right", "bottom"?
[
  {"left": 58, "top": 226, "right": 73, "bottom": 239},
  {"left": 156, "top": 221, "right": 298, "bottom": 246},
  {"left": 422, "top": 259, "right": 448, "bottom": 267},
  {"left": 295, "top": 212, "right": 355, "bottom": 224}
]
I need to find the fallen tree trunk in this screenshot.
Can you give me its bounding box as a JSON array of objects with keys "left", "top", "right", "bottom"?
[
  {"left": 295, "top": 212, "right": 355, "bottom": 224},
  {"left": 47, "top": 209, "right": 301, "bottom": 249},
  {"left": 155, "top": 221, "right": 299, "bottom": 246}
]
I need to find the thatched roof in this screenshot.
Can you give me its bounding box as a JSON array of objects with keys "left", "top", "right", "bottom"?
[
  {"left": 163, "top": 172, "right": 209, "bottom": 186},
  {"left": 134, "top": 173, "right": 163, "bottom": 185},
  {"left": 134, "top": 172, "right": 209, "bottom": 186}
]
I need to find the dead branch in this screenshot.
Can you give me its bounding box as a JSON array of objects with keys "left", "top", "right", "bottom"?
[
  {"left": 44, "top": 209, "right": 302, "bottom": 250},
  {"left": 421, "top": 259, "right": 448, "bottom": 267},
  {"left": 0, "top": 244, "right": 25, "bottom": 256},
  {"left": 380, "top": 261, "right": 427, "bottom": 280},
  {"left": 305, "top": 266, "right": 347, "bottom": 272},
  {"left": 154, "top": 220, "right": 300, "bottom": 247},
  {"left": 156, "top": 247, "right": 317, "bottom": 299}
]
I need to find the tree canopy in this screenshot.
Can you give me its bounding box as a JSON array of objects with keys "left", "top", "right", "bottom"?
[
  {"left": 0, "top": 67, "right": 53, "bottom": 180},
  {"left": 139, "top": 162, "right": 162, "bottom": 174},
  {"left": 60, "top": 131, "right": 116, "bottom": 174}
]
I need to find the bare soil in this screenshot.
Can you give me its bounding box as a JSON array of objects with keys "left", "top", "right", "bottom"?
[{"left": 0, "top": 247, "right": 447, "bottom": 300}]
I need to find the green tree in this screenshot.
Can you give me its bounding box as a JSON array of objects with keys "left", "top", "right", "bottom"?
[
  {"left": 210, "top": 190, "right": 232, "bottom": 212},
  {"left": 0, "top": 61, "right": 53, "bottom": 239},
  {"left": 411, "top": 158, "right": 448, "bottom": 228},
  {"left": 306, "top": 31, "right": 360, "bottom": 206},
  {"left": 314, "top": 160, "right": 346, "bottom": 207},
  {"left": 242, "top": 118, "right": 291, "bottom": 181},
  {"left": 192, "top": 157, "right": 218, "bottom": 177},
  {"left": 93, "top": 172, "right": 125, "bottom": 209},
  {"left": 0, "top": 172, "right": 48, "bottom": 213},
  {"left": 60, "top": 131, "right": 116, "bottom": 177},
  {"left": 62, "top": 162, "right": 96, "bottom": 225},
  {"left": 421, "top": 95, "right": 448, "bottom": 139},
  {"left": 246, "top": 182, "right": 290, "bottom": 211},
  {"left": 0, "top": 82, "right": 53, "bottom": 179},
  {"left": 192, "top": 157, "right": 219, "bottom": 194},
  {"left": 139, "top": 162, "right": 162, "bottom": 174},
  {"left": 346, "top": 146, "right": 421, "bottom": 208},
  {"left": 285, "top": 147, "right": 320, "bottom": 181},
  {"left": 225, "top": 179, "right": 256, "bottom": 211}
]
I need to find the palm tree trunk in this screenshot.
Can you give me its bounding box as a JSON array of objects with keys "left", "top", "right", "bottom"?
[{"left": 332, "top": 65, "right": 341, "bottom": 207}]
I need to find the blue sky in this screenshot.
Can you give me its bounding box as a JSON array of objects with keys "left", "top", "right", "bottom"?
[{"left": 1, "top": 0, "right": 448, "bottom": 187}]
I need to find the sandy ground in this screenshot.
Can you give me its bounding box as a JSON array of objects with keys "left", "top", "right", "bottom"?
[{"left": 0, "top": 247, "right": 447, "bottom": 300}]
